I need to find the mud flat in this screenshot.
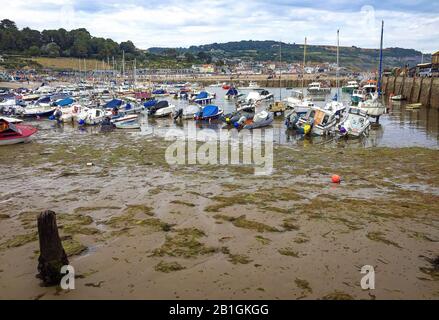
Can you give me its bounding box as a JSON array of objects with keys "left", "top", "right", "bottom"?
[{"left": 0, "top": 133, "right": 438, "bottom": 300}]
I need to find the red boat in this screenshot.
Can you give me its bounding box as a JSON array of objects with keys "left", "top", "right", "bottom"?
[{"left": 0, "top": 119, "right": 37, "bottom": 146}]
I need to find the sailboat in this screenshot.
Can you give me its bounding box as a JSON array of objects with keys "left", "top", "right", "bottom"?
[
  {"left": 285, "top": 37, "right": 315, "bottom": 129},
  {"left": 357, "top": 21, "right": 387, "bottom": 122},
  {"left": 295, "top": 30, "right": 345, "bottom": 136}
]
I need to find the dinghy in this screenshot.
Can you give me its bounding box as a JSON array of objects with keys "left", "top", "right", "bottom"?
[
  {"left": 391, "top": 95, "right": 406, "bottom": 101},
  {"left": 0, "top": 119, "right": 37, "bottom": 146},
  {"left": 115, "top": 120, "right": 140, "bottom": 129},
  {"left": 243, "top": 110, "right": 274, "bottom": 129}
]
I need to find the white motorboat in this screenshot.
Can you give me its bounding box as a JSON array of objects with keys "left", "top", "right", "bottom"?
[
  {"left": 307, "top": 82, "right": 331, "bottom": 95},
  {"left": 77, "top": 107, "right": 110, "bottom": 125},
  {"left": 153, "top": 104, "right": 176, "bottom": 118},
  {"left": 357, "top": 93, "right": 387, "bottom": 119},
  {"left": 338, "top": 107, "right": 371, "bottom": 138},
  {"left": 296, "top": 106, "right": 338, "bottom": 136}
]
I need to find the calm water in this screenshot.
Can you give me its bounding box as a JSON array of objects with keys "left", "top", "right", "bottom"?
[{"left": 17, "top": 86, "right": 439, "bottom": 149}]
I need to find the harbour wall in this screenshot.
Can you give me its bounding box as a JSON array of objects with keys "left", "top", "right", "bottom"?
[{"left": 382, "top": 76, "right": 439, "bottom": 109}]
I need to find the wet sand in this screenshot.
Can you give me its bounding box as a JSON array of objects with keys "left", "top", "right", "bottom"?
[{"left": 0, "top": 126, "right": 438, "bottom": 300}]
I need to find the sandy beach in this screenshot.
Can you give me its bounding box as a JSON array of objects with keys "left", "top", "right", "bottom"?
[{"left": 0, "top": 125, "right": 438, "bottom": 300}]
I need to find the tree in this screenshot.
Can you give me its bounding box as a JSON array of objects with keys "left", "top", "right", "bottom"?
[
  {"left": 120, "top": 41, "right": 136, "bottom": 54},
  {"left": 27, "top": 45, "right": 41, "bottom": 57},
  {"left": 43, "top": 42, "right": 61, "bottom": 57},
  {"left": 0, "top": 19, "right": 17, "bottom": 30}
]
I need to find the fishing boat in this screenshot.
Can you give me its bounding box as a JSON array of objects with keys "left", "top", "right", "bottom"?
[
  {"left": 194, "top": 105, "right": 224, "bottom": 120},
  {"left": 0, "top": 119, "right": 37, "bottom": 146},
  {"left": 307, "top": 82, "right": 331, "bottom": 95},
  {"left": 342, "top": 81, "right": 359, "bottom": 93},
  {"left": 338, "top": 107, "right": 371, "bottom": 138},
  {"left": 243, "top": 110, "right": 274, "bottom": 129}
]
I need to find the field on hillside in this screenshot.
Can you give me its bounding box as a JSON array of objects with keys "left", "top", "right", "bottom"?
[{"left": 29, "top": 57, "right": 110, "bottom": 71}]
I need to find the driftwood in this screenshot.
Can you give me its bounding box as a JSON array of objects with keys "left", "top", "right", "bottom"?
[{"left": 37, "top": 210, "right": 69, "bottom": 286}]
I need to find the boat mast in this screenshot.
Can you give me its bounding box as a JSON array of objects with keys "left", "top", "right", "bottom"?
[
  {"left": 279, "top": 41, "right": 282, "bottom": 101},
  {"left": 378, "top": 20, "right": 384, "bottom": 97},
  {"left": 302, "top": 37, "right": 307, "bottom": 98},
  {"left": 336, "top": 29, "right": 340, "bottom": 102}
]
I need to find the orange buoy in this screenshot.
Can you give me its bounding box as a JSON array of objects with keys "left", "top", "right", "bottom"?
[{"left": 331, "top": 175, "right": 341, "bottom": 184}]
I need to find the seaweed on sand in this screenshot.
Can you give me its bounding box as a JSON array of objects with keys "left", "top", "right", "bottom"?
[
  {"left": 154, "top": 261, "right": 186, "bottom": 273},
  {"left": 152, "top": 228, "right": 216, "bottom": 258},
  {"left": 214, "top": 215, "right": 280, "bottom": 233}
]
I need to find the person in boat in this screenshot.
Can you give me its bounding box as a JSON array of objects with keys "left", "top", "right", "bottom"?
[
  {"left": 54, "top": 107, "right": 63, "bottom": 123},
  {"left": 112, "top": 105, "right": 119, "bottom": 116},
  {"left": 0, "top": 119, "right": 9, "bottom": 132}
]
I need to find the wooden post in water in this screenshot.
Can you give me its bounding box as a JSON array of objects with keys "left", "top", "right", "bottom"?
[{"left": 37, "top": 211, "right": 69, "bottom": 286}]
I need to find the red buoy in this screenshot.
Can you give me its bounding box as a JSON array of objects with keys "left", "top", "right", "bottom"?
[{"left": 331, "top": 175, "right": 341, "bottom": 184}]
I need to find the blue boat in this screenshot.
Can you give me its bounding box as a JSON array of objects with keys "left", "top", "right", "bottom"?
[
  {"left": 195, "top": 105, "right": 223, "bottom": 120},
  {"left": 104, "top": 99, "right": 123, "bottom": 109},
  {"left": 55, "top": 97, "right": 74, "bottom": 107},
  {"left": 143, "top": 99, "right": 158, "bottom": 109},
  {"left": 191, "top": 91, "right": 215, "bottom": 105}
]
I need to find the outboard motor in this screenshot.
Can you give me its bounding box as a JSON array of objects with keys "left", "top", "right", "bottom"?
[{"left": 173, "top": 108, "right": 183, "bottom": 121}]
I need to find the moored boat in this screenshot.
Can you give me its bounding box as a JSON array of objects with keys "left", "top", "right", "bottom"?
[{"left": 0, "top": 119, "right": 37, "bottom": 146}]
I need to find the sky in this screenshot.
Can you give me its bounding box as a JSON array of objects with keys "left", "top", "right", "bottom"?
[{"left": 1, "top": 0, "right": 438, "bottom": 52}]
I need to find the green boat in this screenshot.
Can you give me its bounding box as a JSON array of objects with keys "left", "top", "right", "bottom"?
[{"left": 342, "top": 81, "right": 359, "bottom": 94}]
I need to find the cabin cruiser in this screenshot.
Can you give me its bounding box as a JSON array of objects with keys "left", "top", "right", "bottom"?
[
  {"left": 338, "top": 107, "right": 371, "bottom": 138},
  {"left": 307, "top": 82, "right": 331, "bottom": 95},
  {"left": 77, "top": 107, "right": 110, "bottom": 125},
  {"left": 357, "top": 93, "right": 387, "bottom": 120},
  {"left": 296, "top": 106, "right": 338, "bottom": 136}
]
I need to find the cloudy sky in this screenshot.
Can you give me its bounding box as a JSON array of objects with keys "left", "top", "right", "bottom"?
[{"left": 1, "top": 0, "right": 438, "bottom": 52}]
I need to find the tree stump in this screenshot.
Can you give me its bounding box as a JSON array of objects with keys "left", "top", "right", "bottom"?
[{"left": 37, "top": 210, "right": 69, "bottom": 286}]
